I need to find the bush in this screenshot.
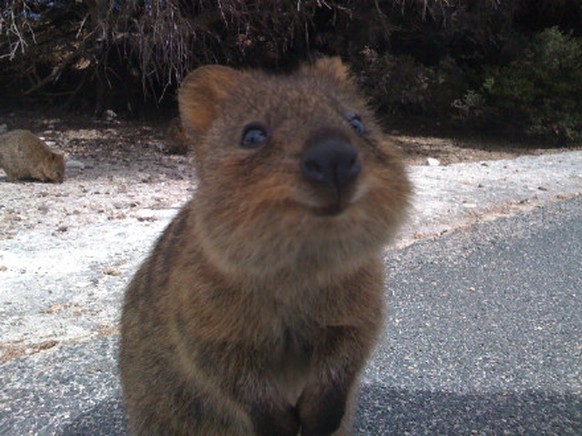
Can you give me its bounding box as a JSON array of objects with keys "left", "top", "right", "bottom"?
[
  {"left": 356, "top": 48, "right": 470, "bottom": 120},
  {"left": 0, "top": 0, "right": 330, "bottom": 112},
  {"left": 2, "top": 0, "right": 580, "bottom": 144},
  {"left": 459, "top": 27, "right": 582, "bottom": 143}
]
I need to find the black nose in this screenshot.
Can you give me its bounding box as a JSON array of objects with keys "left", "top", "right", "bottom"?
[{"left": 301, "top": 137, "right": 361, "bottom": 193}]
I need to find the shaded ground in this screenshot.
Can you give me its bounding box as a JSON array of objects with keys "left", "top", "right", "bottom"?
[{"left": 2, "top": 109, "right": 579, "bottom": 170}]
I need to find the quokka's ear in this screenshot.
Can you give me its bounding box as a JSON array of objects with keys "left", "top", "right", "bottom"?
[
  {"left": 303, "top": 57, "right": 355, "bottom": 89},
  {"left": 178, "top": 65, "right": 240, "bottom": 136}
]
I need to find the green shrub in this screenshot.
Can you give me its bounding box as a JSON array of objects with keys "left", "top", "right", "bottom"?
[
  {"left": 461, "top": 27, "right": 582, "bottom": 143},
  {"left": 357, "top": 48, "right": 470, "bottom": 119}
]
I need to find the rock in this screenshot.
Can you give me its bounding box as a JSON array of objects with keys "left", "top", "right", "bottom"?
[
  {"left": 66, "top": 159, "right": 85, "bottom": 170},
  {"left": 104, "top": 109, "right": 117, "bottom": 121},
  {"left": 102, "top": 267, "right": 122, "bottom": 276},
  {"left": 427, "top": 157, "right": 441, "bottom": 166}
]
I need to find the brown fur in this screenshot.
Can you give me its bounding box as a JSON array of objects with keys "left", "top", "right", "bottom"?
[
  {"left": 120, "top": 57, "right": 411, "bottom": 435},
  {"left": 164, "top": 117, "right": 190, "bottom": 155},
  {"left": 0, "top": 130, "right": 65, "bottom": 183}
]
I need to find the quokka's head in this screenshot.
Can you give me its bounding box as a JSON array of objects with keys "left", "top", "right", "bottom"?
[
  {"left": 39, "top": 152, "right": 65, "bottom": 183},
  {"left": 178, "top": 58, "right": 411, "bottom": 278}
]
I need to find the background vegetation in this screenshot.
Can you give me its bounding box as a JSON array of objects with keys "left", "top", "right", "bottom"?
[{"left": 1, "top": 0, "right": 580, "bottom": 143}]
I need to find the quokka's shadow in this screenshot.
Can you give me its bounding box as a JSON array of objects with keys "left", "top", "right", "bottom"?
[
  {"left": 60, "top": 392, "right": 127, "bottom": 436},
  {"left": 60, "top": 384, "right": 581, "bottom": 435}
]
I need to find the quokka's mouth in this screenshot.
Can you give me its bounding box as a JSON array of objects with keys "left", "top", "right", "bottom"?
[
  {"left": 309, "top": 200, "right": 350, "bottom": 217},
  {"left": 293, "top": 181, "right": 365, "bottom": 217}
]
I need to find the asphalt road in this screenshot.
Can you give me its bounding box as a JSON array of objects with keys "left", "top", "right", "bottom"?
[{"left": 1, "top": 196, "right": 581, "bottom": 435}]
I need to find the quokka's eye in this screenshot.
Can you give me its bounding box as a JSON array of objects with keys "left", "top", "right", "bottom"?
[
  {"left": 348, "top": 114, "right": 366, "bottom": 134},
  {"left": 241, "top": 123, "right": 268, "bottom": 148}
]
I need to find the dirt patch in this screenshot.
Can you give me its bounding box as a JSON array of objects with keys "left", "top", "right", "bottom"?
[
  {"left": 0, "top": 111, "right": 193, "bottom": 237},
  {"left": 0, "top": 339, "right": 59, "bottom": 363},
  {"left": 3, "top": 109, "right": 577, "bottom": 169},
  {"left": 2, "top": 109, "right": 570, "bottom": 238},
  {"left": 390, "top": 132, "right": 580, "bottom": 166}
]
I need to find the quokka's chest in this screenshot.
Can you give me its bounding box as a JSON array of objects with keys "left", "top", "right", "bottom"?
[{"left": 267, "top": 326, "right": 316, "bottom": 404}]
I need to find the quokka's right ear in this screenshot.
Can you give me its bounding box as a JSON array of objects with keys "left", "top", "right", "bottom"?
[
  {"left": 302, "top": 57, "right": 355, "bottom": 91},
  {"left": 178, "top": 65, "right": 240, "bottom": 136}
]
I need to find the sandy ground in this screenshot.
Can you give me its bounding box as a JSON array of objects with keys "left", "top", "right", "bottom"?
[{"left": 0, "top": 114, "right": 581, "bottom": 362}]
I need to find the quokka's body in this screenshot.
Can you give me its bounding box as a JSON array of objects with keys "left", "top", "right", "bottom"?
[
  {"left": 0, "top": 129, "right": 65, "bottom": 183},
  {"left": 119, "top": 58, "right": 411, "bottom": 435}
]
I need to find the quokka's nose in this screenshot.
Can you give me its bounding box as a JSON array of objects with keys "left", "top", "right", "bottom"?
[{"left": 300, "top": 137, "right": 361, "bottom": 193}]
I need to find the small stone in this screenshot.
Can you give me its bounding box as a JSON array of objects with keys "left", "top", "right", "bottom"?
[
  {"left": 43, "top": 304, "right": 63, "bottom": 314},
  {"left": 102, "top": 267, "right": 122, "bottom": 276},
  {"left": 37, "top": 340, "right": 58, "bottom": 350},
  {"left": 66, "top": 159, "right": 85, "bottom": 170},
  {"left": 426, "top": 157, "right": 441, "bottom": 166},
  {"left": 104, "top": 109, "right": 117, "bottom": 120},
  {"left": 136, "top": 210, "right": 157, "bottom": 222}
]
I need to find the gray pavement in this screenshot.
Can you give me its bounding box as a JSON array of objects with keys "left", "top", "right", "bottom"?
[
  {"left": 1, "top": 195, "right": 580, "bottom": 435},
  {"left": 359, "top": 195, "right": 581, "bottom": 434}
]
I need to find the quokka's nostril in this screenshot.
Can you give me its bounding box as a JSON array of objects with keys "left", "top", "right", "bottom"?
[
  {"left": 302, "top": 158, "right": 327, "bottom": 185},
  {"left": 304, "top": 160, "right": 322, "bottom": 174}
]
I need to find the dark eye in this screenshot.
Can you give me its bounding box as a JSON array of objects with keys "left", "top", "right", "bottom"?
[
  {"left": 241, "top": 124, "right": 268, "bottom": 148},
  {"left": 348, "top": 114, "right": 366, "bottom": 134}
]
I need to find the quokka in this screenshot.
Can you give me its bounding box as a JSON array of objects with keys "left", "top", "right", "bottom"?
[
  {"left": 0, "top": 129, "right": 65, "bottom": 183},
  {"left": 120, "top": 57, "right": 411, "bottom": 435}
]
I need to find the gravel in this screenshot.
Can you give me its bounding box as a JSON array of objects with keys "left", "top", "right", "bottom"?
[{"left": 1, "top": 150, "right": 581, "bottom": 354}]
